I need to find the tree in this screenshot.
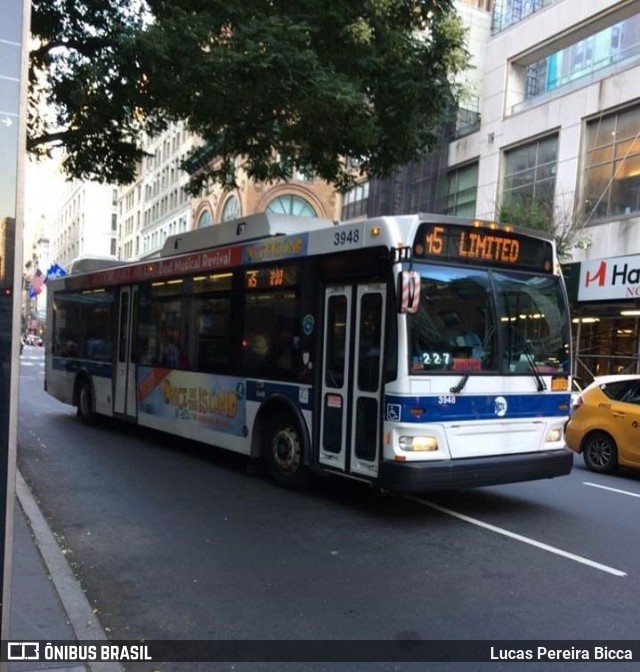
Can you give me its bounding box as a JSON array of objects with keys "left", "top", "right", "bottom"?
[
  {"left": 29, "top": 0, "right": 469, "bottom": 193},
  {"left": 28, "top": 0, "right": 165, "bottom": 185},
  {"left": 498, "top": 199, "right": 584, "bottom": 261}
]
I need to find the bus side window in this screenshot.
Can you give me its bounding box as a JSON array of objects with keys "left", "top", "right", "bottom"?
[
  {"left": 159, "top": 330, "right": 181, "bottom": 368},
  {"left": 137, "top": 338, "right": 155, "bottom": 365},
  {"left": 195, "top": 300, "right": 231, "bottom": 372},
  {"left": 244, "top": 333, "right": 271, "bottom": 366},
  {"left": 63, "top": 334, "right": 79, "bottom": 358},
  {"left": 273, "top": 329, "right": 293, "bottom": 370},
  {"left": 86, "top": 335, "right": 110, "bottom": 360}
]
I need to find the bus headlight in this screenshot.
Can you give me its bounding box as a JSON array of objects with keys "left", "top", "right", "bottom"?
[
  {"left": 545, "top": 428, "right": 562, "bottom": 443},
  {"left": 399, "top": 436, "right": 439, "bottom": 452}
]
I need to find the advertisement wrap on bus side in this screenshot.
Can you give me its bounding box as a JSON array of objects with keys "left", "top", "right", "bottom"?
[{"left": 137, "top": 368, "right": 246, "bottom": 435}]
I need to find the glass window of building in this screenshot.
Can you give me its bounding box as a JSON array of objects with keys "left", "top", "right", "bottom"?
[
  {"left": 221, "top": 195, "right": 240, "bottom": 222},
  {"left": 341, "top": 181, "right": 369, "bottom": 221},
  {"left": 572, "top": 317, "right": 640, "bottom": 380},
  {"left": 583, "top": 105, "right": 640, "bottom": 221},
  {"left": 197, "top": 209, "right": 213, "bottom": 229},
  {"left": 445, "top": 163, "right": 478, "bottom": 217},
  {"left": 492, "top": 0, "right": 554, "bottom": 34},
  {"left": 522, "top": 15, "right": 640, "bottom": 102},
  {"left": 266, "top": 194, "right": 317, "bottom": 217},
  {"left": 502, "top": 135, "right": 558, "bottom": 210}
]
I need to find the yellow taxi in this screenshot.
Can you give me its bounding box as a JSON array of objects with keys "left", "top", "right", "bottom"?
[{"left": 565, "top": 374, "right": 640, "bottom": 474}]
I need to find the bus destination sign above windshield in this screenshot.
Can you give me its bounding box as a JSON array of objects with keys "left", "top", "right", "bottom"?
[{"left": 413, "top": 222, "right": 553, "bottom": 273}]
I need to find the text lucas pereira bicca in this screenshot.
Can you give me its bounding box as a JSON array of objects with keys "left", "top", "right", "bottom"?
[{"left": 490, "top": 646, "right": 632, "bottom": 661}]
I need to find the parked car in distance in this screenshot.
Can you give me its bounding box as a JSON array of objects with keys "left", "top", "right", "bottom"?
[
  {"left": 25, "top": 334, "right": 43, "bottom": 346},
  {"left": 565, "top": 374, "right": 640, "bottom": 474}
]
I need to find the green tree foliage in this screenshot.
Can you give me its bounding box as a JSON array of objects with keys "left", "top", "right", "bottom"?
[
  {"left": 29, "top": 0, "right": 165, "bottom": 184},
  {"left": 29, "top": 0, "right": 469, "bottom": 192},
  {"left": 498, "top": 199, "right": 579, "bottom": 261}
]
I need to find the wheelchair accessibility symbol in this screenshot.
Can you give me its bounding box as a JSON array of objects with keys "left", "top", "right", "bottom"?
[{"left": 386, "top": 404, "right": 401, "bottom": 421}]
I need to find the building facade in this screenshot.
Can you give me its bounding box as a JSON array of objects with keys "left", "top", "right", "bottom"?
[
  {"left": 354, "top": 0, "right": 640, "bottom": 381},
  {"left": 190, "top": 159, "right": 340, "bottom": 230},
  {"left": 118, "top": 123, "right": 341, "bottom": 257},
  {"left": 50, "top": 180, "right": 118, "bottom": 269},
  {"left": 340, "top": 0, "right": 492, "bottom": 222},
  {"left": 46, "top": 1, "right": 640, "bottom": 381},
  {"left": 448, "top": 0, "right": 640, "bottom": 381},
  {"left": 118, "top": 121, "right": 196, "bottom": 261}
]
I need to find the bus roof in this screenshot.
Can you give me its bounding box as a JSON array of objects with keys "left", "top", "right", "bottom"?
[
  {"left": 161, "top": 212, "right": 337, "bottom": 257},
  {"left": 52, "top": 213, "right": 556, "bottom": 289},
  {"left": 66, "top": 257, "right": 126, "bottom": 274}
]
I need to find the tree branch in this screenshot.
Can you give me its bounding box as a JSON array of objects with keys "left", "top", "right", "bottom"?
[
  {"left": 30, "top": 36, "right": 112, "bottom": 62},
  {"left": 27, "top": 129, "right": 72, "bottom": 152}
]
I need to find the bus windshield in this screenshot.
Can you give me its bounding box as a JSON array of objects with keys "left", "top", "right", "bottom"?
[{"left": 408, "top": 264, "right": 570, "bottom": 375}]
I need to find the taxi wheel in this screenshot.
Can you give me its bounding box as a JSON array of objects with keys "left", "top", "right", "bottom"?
[{"left": 582, "top": 431, "right": 618, "bottom": 474}]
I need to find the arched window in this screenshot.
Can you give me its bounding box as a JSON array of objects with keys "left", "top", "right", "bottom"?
[
  {"left": 197, "top": 209, "right": 213, "bottom": 229},
  {"left": 221, "top": 195, "right": 241, "bottom": 222},
  {"left": 266, "top": 194, "right": 317, "bottom": 217}
]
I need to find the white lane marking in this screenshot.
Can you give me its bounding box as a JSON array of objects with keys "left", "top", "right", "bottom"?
[
  {"left": 405, "top": 495, "right": 627, "bottom": 577},
  {"left": 584, "top": 481, "right": 640, "bottom": 499}
]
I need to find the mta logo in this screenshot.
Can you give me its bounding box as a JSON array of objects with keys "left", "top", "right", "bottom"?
[
  {"left": 494, "top": 396, "right": 508, "bottom": 417},
  {"left": 585, "top": 260, "right": 607, "bottom": 287}
]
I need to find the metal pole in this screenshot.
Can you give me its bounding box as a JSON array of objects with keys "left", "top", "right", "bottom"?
[
  {"left": 636, "top": 318, "right": 640, "bottom": 375},
  {"left": 0, "top": 0, "right": 31, "bottom": 655},
  {"left": 573, "top": 318, "right": 582, "bottom": 379}
]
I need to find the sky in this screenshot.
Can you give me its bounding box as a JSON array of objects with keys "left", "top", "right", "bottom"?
[{"left": 24, "top": 155, "right": 66, "bottom": 255}]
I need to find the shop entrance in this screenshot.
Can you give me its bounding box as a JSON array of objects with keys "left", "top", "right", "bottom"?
[{"left": 573, "top": 315, "right": 640, "bottom": 383}]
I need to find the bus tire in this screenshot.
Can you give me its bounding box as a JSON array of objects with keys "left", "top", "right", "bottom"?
[
  {"left": 263, "top": 412, "right": 310, "bottom": 490},
  {"left": 77, "top": 377, "right": 96, "bottom": 425},
  {"left": 582, "top": 431, "right": 618, "bottom": 474}
]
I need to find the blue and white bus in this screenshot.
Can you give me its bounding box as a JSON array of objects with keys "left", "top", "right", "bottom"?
[{"left": 45, "top": 212, "right": 573, "bottom": 491}]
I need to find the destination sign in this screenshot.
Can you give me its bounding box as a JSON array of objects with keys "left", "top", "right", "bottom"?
[
  {"left": 413, "top": 223, "right": 553, "bottom": 273},
  {"left": 245, "top": 264, "right": 298, "bottom": 290}
]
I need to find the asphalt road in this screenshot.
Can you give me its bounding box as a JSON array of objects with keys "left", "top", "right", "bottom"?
[{"left": 16, "top": 346, "right": 640, "bottom": 671}]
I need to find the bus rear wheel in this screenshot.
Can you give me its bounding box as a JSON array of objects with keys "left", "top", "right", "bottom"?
[
  {"left": 77, "top": 378, "right": 96, "bottom": 424},
  {"left": 263, "top": 413, "right": 310, "bottom": 490}
]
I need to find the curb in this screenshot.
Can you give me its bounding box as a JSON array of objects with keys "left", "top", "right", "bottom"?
[{"left": 15, "top": 471, "right": 123, "bottom": 672}]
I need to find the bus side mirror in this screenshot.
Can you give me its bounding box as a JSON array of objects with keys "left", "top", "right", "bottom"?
[{"left": 398, "top": 271, "right": 420, "bottom": 314}]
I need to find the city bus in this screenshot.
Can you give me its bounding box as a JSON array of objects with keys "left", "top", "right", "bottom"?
[{"left": 44, "top": 212, "right": 573, "bottom": 492}]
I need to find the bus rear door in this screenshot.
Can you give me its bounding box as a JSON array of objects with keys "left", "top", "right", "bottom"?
[
  {"left": 319, "top": 284, "right": 386, "bottom": 479},
  {"left": 113, "top": 285, "right": 138, "bottom": 419}
]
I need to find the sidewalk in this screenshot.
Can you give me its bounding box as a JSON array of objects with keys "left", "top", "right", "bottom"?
[{"left": 8, "top": 471, "right": 122, "bottom": 672}]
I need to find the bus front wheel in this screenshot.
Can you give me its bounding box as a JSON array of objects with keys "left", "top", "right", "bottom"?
[
  {"left": 263, "top": 413, "right": 310, "bottom": 490},
  {"left": 77, "top": 378, "right": 96, "bottom": 424}
]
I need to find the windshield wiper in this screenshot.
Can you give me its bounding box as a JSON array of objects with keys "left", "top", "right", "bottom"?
[
  {"left": 450, "top": 374, "right": 469, "bottom": 394},
  {"left": 507, "top": 324, "right": 547, "bottom": 392}
]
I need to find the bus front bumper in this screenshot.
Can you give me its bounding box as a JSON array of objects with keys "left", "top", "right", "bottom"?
[{"left": 378, "top": 449, "right": 574, "bottom": 493}]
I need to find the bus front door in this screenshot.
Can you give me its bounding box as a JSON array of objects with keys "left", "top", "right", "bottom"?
[
  {"left": 113, "top": 285, "right": 138, "bottom": 419},
  {"left": 319, "top": 284, "right": 386, "bottom": 479}
]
